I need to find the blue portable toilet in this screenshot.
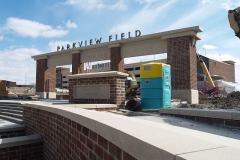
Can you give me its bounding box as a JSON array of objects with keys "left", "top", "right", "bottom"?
[{"left": 140, "top": 62, "right": 171, "bottom": 110}]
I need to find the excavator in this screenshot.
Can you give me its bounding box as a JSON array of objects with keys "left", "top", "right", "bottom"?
[
  {"left": 228, "top": 6, "right": 240, "bottom": 38},
  {"left": 197, "top": 54, "right": 226, "bottom": 97},
  {"left": 197, "top": 5, "right": 240, "bottom": 97},
  {"left": 124, "top": 71, "right": 139, "bottom": 96}
]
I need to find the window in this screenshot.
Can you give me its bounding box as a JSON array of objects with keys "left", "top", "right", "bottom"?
[
  {"left": 135, "top": 74, "right": 140, "bottom": 78},
  {"left": 125, "top": 68, "right": 133, "bottom": 71},
  {"left": 63, "top": 81, "right": 68, "bottom": 83},
  {"left": 63, "top": 76, "right": 66, "bottom": 78},
  {"left": 135, "top": 67, "right": 140, "bottom": 70}
]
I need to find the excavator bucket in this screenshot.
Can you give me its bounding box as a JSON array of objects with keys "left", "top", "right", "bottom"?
[{"left": 228, "top": 7, "right": 240, "bottom": 38}]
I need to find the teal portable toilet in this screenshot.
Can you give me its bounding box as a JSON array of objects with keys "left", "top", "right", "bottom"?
[{"left": 140, "top": 62, "right": 171, "bottom": 110}]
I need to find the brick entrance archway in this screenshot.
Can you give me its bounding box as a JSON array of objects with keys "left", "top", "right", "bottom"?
[{"left": 32, "top": 26, "right": 202, "bottom": 103}]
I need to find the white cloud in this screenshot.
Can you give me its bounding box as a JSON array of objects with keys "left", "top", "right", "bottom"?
[
  {"left": 135, "top": 0, "right": 157, "bottom": 4},
  {"left": 0, "top": 48, "right": 42, "bottom": 61},
  {"left": 163, "top": 1, "right": 222, "bottom": 31},
  {"left": 110, "top": 0, "right": 176, "bottom": 33},
  {"left": 0, "top": 35, "right": 3, "bottom": 41},
  {"left": 202, "top": 44, "right": 218, "bottom": 50},
  {"left": 4, "top": 17, "right": 68, "bottom": 38},
  {"left": 65, "top": 0, "right": 105, "bottom": 11},
  {"left": 0, "top": 47, "right": 42, "bottom": 84},
  {"left": 201, "top": 0, "right": 210, "bottom": 6},
  {"left": 65, "top": 20, "right": 78, "bottom": 29},
  {"left": 109, "top": 0, "right": 127, "bottom": 10},
  {"left": 64, "top": 0, "right": 127, "bottom": 11},
  {"left": 48, "top": 41, "right": 72, "bottom": 52},
  {"left": 221, "top": 0, "right": 240, "bottom": 11}
]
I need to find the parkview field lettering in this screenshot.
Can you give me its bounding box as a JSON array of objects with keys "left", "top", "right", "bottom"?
[{"left": 57, "top": 30, "right": 141, "bottom": 51}]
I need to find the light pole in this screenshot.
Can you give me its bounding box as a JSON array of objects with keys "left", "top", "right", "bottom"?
[{"left": 203, "top": 47, "right": 206, "bottom": 56}]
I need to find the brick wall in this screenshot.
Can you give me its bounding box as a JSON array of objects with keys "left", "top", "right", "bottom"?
[
  {"left": 167, "top": 36, "right": 197, "bottom": 90},
  {"left": 0, "top": 130, "right": 25, "bottom": 138},
  {"left": 36, "top": 59, "right": 56, "bottom": 92},
  {"left": 209, "top": 59, "right": 235, "bottom": 82},
  {"left": 110, "top": 47, "right": 124, "bottom": 72},
  {"left": 72, "top": 53, "right": 84, "bottom": 74},
  {"left": 0, "top": 142, "right": 43, "bottom": 160},
  {"left": 23, "top": 106, "right": 136, "bottom": 160},
  {"left": 69, "top": 76, "right": 125, "bottom": 108}
]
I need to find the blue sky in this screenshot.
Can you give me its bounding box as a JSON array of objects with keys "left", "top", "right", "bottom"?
[{"left": 0, "top": 0, "right": 240, "bottom": 85}]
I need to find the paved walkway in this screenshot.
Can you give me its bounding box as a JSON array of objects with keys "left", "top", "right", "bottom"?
[{"left": 131, "top": 113, "right": 240, "bottom": 140}]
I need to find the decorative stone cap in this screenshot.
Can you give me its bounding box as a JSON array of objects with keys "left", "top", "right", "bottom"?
[{"left": 67, "top": 71, "right": 128, "bottom": 79}]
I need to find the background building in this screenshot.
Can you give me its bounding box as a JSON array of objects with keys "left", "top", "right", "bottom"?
[
  {"left": 56, "top": 67, "right": 70, "bottom": 88},
  {"left": 197, "top": 55, "right": 235, "bottom": 82},
  {"left": 55, "top": 56, "right": 235, "bottom": 90}
]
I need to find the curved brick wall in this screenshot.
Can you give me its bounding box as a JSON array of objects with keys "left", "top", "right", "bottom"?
[
  {"left": 23, "top": 106, "right": 136, "bottom": 160},
  {"left": 22, "top": 102, "right": 240, "bottom": 160}
]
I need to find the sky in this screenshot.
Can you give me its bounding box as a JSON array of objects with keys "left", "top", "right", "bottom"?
[{"left": 0, "top": 0, "right": 240, "bottom": 85}]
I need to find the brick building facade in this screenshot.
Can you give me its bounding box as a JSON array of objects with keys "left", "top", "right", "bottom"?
[{"left": 197, "top": 55, "right": 235, "bottom": 82}]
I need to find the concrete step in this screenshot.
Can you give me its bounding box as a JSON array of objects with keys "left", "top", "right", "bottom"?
[
  {"left": 0, "top": 134, "right": 42, "bottom": 148},
  {"left": 0, "top": 120, "right": 25, "bottom": 138},
  {"left": 0, "top": 106, "right": 23, "bottom": 111},
  {"left": 0, "top": 115, "right": 23, "bottom": 124},
  {"left": 0, "top": 112, "right": 23, "bottom": 119},
  {"left": 0, "top": 108, "right": 23, "bottom": 114},
  {"left": 0, "top": 103, "right": 22, "bottom": 107}
]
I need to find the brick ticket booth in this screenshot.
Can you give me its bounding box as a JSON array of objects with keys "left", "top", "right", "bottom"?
[{"left": 68, "top": 71, "right": 128, "bottom": 108}]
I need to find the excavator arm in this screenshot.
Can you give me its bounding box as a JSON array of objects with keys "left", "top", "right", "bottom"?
[
  {"left": 197, "top": 55, "right": 215, "bottom": 89},
  {"left": 228, "top": 6, "right": 240, "bottom": 38}
]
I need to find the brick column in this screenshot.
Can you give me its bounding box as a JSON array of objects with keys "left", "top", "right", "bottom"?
[
  {"left": 72, "top": 53, "right": 84, "bottom": 74},
  {"left": 36, "top": 59, "right": 56, "bottom": 98},
  {"left": 110, "top": 47, "right": 124, "bottom": 72},
  {"left": 167, "top": 36, "right": 197, "bottom": 90},
  {"left": 167, "top": 36, "right": 198, "bottom": 104}
]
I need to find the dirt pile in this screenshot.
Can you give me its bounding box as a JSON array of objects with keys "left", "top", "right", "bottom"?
[
  {"left": 227, "top": 91, "right": 240, "bottom": 99},
  {"left": 177, "top": 91, "right": 240, "bottom": 111}
]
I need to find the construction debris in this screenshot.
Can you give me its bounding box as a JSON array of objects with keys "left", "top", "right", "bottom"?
[{"left": 176, "top": 91, "right": 240, "bottom": 111}]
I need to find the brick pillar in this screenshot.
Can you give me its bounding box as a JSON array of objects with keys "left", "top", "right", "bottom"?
[
  {"left": 167, "top": 36, "right": 197, "bottom": 90},
  {"left": 72, "top": 53, "right": 84, "bottom": 74},
  {"left": 36, "top": 59, "right": 56, "bottom": 98},
  {"left": 110, "top": 47, "right": 124, "bottom": 72}
]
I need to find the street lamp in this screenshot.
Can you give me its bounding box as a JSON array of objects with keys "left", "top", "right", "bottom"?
[{"left": 203, "top": 47, "right": 206, "bottom": 56}]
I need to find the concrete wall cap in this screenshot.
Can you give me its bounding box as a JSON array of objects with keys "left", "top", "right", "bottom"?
[{"left": 67, "top": 71, "right": 128, "bottom": 79}]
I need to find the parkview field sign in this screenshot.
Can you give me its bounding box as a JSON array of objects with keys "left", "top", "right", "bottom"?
[{"left": 57, "top": 30, "right": 141, "bottom": 51}]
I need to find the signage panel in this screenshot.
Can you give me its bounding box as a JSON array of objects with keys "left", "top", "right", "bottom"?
[{"left": 74, "top": 84, "right": 110, "bottom": 99}]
